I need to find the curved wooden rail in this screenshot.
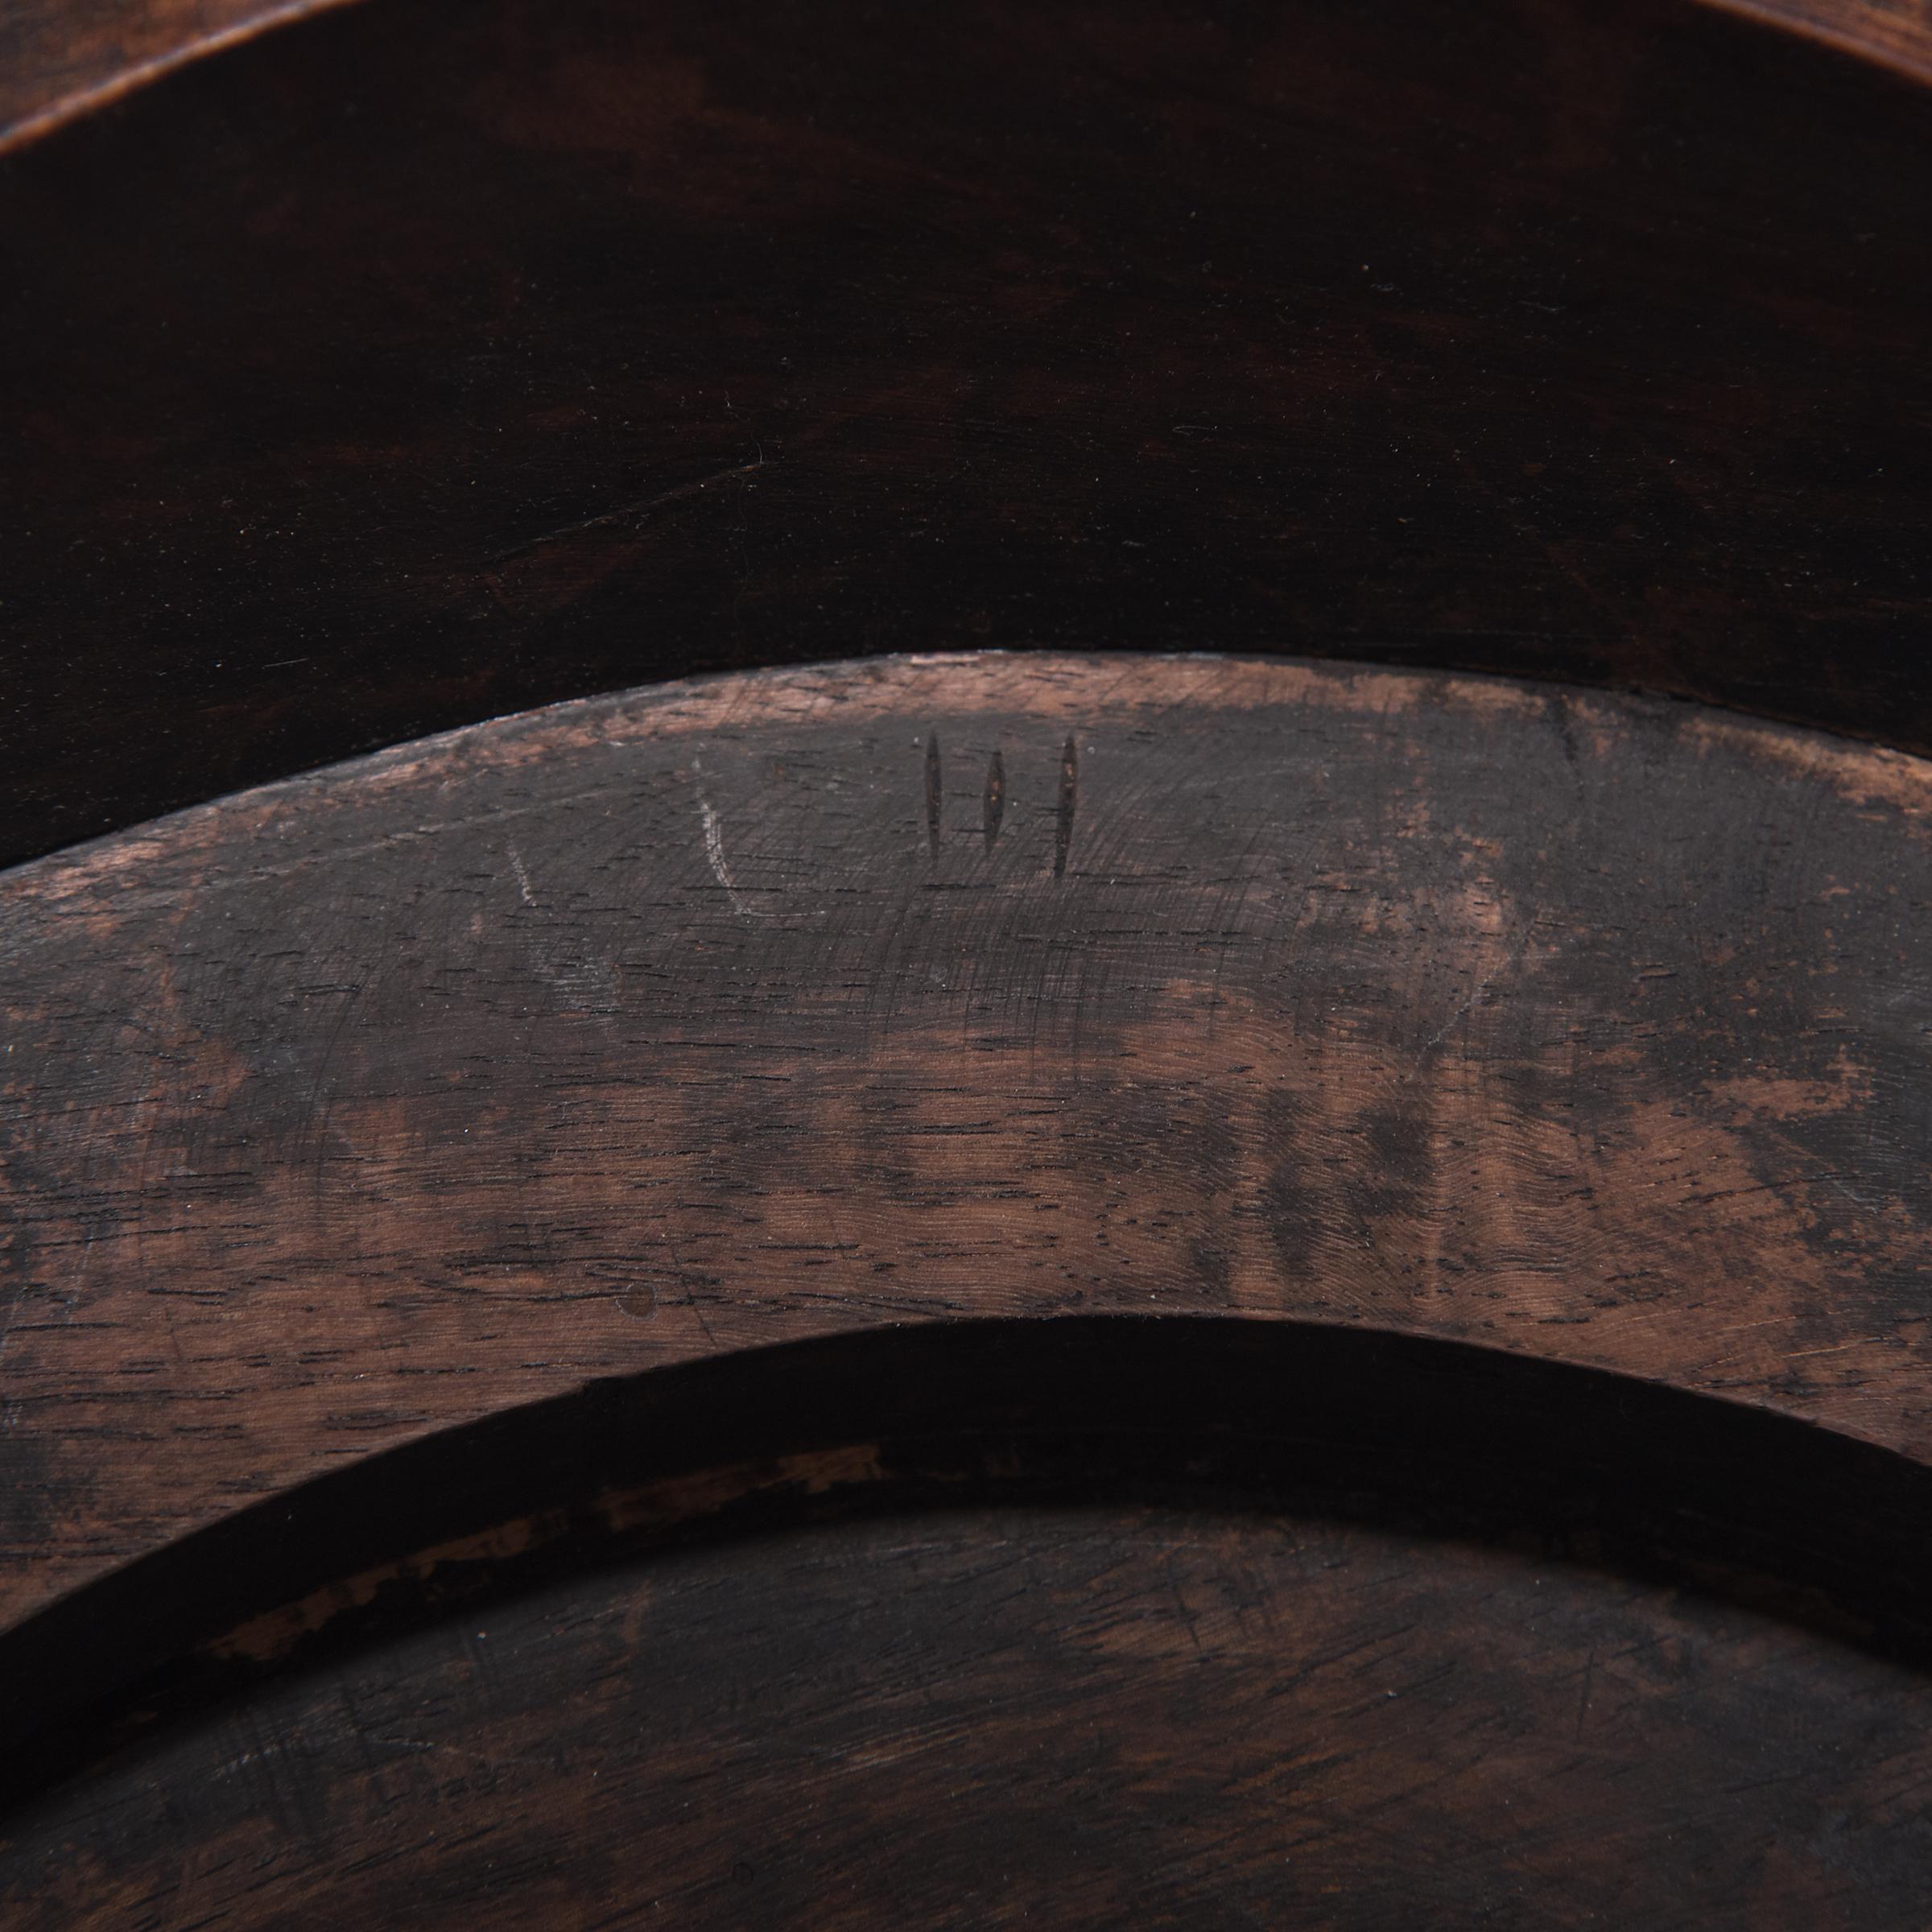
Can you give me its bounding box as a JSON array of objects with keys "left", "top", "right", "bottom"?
[
  {"left": 6, "top": 652, "right": 1931, "bottom": 1631},
  {"left": 7, "top": 652, "right": 1932, "bottom": 1922},
  {"left": 9, "top": 2, "right": 1931, "bottom": 1913}
]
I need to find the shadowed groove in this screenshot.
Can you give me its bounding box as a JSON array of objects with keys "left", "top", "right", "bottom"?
[{"left": 6, "top": 1315, "right": 1932, "bottom": 1823}]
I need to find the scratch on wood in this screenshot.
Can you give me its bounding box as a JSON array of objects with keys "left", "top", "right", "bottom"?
[
  {"left": 1055, "top": 735, "right": 1079, "bottom": 877},
  {"left": 983, "top": 749, "right": 1005, "bottom": 852},
  {"left": 488, "top": 454, "right": 767, "bottom": 566},
  {"left": 687, "top": 753, "right": 826, "bottom": 923},
  {"left": 698, "top": 794, "right": 762, "bottom": 919},
  {"left": 1406, "top": 939, "right": 1522, "bottom": 1076},
  {"left": 506, "top": 841, "right": 535, "bottom": 906}
]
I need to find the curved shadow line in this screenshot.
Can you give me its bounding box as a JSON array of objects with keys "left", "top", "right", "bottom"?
[{"left": 3, "top": 1313, "right": 1932, "bottom": 1811}]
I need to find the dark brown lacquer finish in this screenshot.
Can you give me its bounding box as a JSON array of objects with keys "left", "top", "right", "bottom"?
[
  {"left": 1, "top": 0, "right": 1930, "bottom": 862},
  {"left": 6, "top": 654, "right": 1932, "bottom": 1924}
]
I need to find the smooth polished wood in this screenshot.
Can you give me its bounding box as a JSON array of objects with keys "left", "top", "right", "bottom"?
[{"left": 1, "top": 0, "right": 1929, "bottom": 864}]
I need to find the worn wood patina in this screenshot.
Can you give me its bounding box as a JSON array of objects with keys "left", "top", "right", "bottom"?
[
  {"left": 4, "top": 654, "right": 1932, "bottom": 1920},
  {"left": 1, "top": 0, "right": 1929, "bottom": 864}
]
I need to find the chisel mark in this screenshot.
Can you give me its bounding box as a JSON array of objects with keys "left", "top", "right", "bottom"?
[
  {"left": 1055, "top": 735, "right": 1080, "bottom": 877},
  {"left": 984, "top": 749, "right": 1005, "bottom": 852}
]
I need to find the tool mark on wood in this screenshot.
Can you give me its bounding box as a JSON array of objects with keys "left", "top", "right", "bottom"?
[
  {"left": 697, "top": 792, "right": 764, "bottom": 920},
  {"left": 983, "top": 749, "right": 1005, "bottom": 853},
  {"left": 1055, "top": 735, "right": 1080, "bottom": 877},
  {"left": 506, "top": 841, "right": 535, "bottom": 907},
  {"left": 1405, "top": 934, "right": 1525, "bottom": 1077},
  {"left": 689, "top": 755, "right": 824, "bottom": 923},
  {"left": 924, "top": 734, "right": 943, "bottom": 862}
]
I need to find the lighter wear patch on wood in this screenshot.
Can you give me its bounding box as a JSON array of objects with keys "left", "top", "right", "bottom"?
[{"left": 5, "top": 652, "right": 1932, "bottom": 1638}]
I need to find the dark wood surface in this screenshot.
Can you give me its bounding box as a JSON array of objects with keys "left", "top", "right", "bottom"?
[
  {"left": 2, "top": 0, "right": 1930, "bottom": 865},
  {"left": 0, "top": 0, "right": 344, "bottom": 151},
  {"left": 9, "top": 0, "right": 1931, "bottom": 152},
  {"left": 14, "top": 653, "right": 1932, "bottom": 1637},
  {"left": 4, "top": 653, "right": 1932, "bottom": 1927},
  {"left": 7, "top": 1, "right": 1932, "bottom": 1913},
  {"left": 10, "top": 1492, "right": 1932, "bottom": 1929}
]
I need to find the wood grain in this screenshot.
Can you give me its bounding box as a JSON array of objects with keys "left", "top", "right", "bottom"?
[
  {"left": 9, "top": 4, "right": 1932, "bottom": 1910},
  {"left": 10, "top": 1493, "right": 1932, "bottom": 1929},
  {"left": 2, "top": 0, "right": 1928, "bottom": 864},
  {"left": 6, "top": 652, "right": 1932, "bottom": 1645}
]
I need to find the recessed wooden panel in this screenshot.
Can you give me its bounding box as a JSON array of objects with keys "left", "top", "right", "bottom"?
[
  {"left": 6, "top": 653, "right": 1932, "bottom": 1632},
  {"left": 10, "top": 1496, "right": 1932, "bottom": 1930},
  {"left": 7, "top": 1310, "right": 1932, "bottom": 1929}
]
